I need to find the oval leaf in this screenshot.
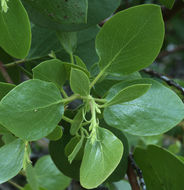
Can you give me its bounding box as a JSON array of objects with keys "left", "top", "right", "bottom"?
[
  {"left": 22, "top": 0, "right": 120, "bottom": 31},
  {"left": 49, "top": 130, "right": 81, "bottom": 180},
  {"left": 70, "top": 68, "right": 90, "bottom": 96},
  {"left": 80, "top": 127, "right": 123, "bottom": 189},
  {"left": 35, "top": 156, "right": 71, "bottom": 190},
  {"left": 0, "top": 0, "right": 31, "bottom": 58},
  {"left": 134, "top": 145, "right": 184, "bottom": 189},
  {"left": 70, "top": 109, "right": 83, "bottom": 135},
  {"left": 105, "top": 84, "right": 151, "bottom": 106},
  {"left": 104, "top": 79, "right": 184, "bottom": 136},
  {"left": 96, "top": 4, "right": 164, "bottom": 74},
  {"left": 46, "top": 126, "right": 63, "bottom": 141},
  {"left": 33, "top": 59, "right": 67, "bottom": 89},
  {"left": 0, "top": 139, "right": 25, "bottom": 183},
  {"left": 25, "top": 162, "right": 39, "bottom": 190},
  {"left": 0, "top": 79, "right": 64, "bottom": 141}
]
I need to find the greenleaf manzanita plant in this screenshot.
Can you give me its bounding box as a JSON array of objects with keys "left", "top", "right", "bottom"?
[{"left": 0, "top": 0, "right": 184, "bottom": 189}]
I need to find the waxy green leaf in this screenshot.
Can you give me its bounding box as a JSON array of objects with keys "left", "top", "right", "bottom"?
[
  {"left": 22, "top": 0, "right": 120, "bottom": 31},
  {"left": 65, "top": 136, "right": 84, "bottom": 162},
  {"left": 46, "top": 126, "right": 63, "bottom": 141},
  {"left": 25, "top": 162, "right": 39, "bottom": 190},
  {"left": 57, "top": 32, "right": 77, "bottom": 55},
  {"left": 49, "top": 129, "right": 81, "bottom": 180},
  {"left": 96, "top": 4, "right": 164, "bottom": 74},
  {"left": 104, "top": 79, "right": 184, "bottom": 136},
  {"left": 33, "top": 59, "right": 67, "bottom": 89},
  {"left": 134, "top": 145, "right": 184, "bottom": 189},
  {"left": 80, "top": 127, "right": 123, "bottom": 189},
  {"left": 105, "top": 84, "right": 151, "bottom": 106},
  {"left": 68, "top": 136, "right": 84, "bottom": 164},
  {"left": 0, "top": 0, "right": 31, "bottom": 58},
  {"left": 74, "top": 56, "right": 88, "bottom": 71},
  {"left": 94, "top": 72, "right": 141, "bottom": 97},
  {"left": 0, "top": 79, "right": 64, "bottom": 141},
  {"left": 35, "top": 156, "right": 71, "bottom": 190},
  {"left": 103, "top": 126, "right": 129, "bottom": 182},
  {"left": 70, "top": 68, "right": 90, "bottom": 96},
  {"left": 70, "top": 109, "right": 83, "bottom": 135},
  {"left": 0, "top": 139, "right": 25, "bottom": 183}
]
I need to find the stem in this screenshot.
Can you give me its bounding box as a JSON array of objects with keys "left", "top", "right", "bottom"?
[
  {"left": 62, "top": 115, "right": 74, "bottom": 124},
  {"left": 0, "top": 60, "right": 13, "bottom": 83},
  {"left": 8, "top": 180, "right": 23, "bottom": 190},
  {"left": 94, "top": 98, "right": 107, "bottom": 103},
  {"left": 89, "top": 64, "right": 109, "bottom": 89},
  {"left": 18, "top": 65, "right": 33, "bottom": 78},
  {"left": 61, "top": 94, "right": 80, "bottom": 103},
  {"left": 70, "top": 53, "right": 74, "bottom": 65},
  {"left": 60, "top": 87, "right": 68, "bottom": 98},
  {"left": 4, "top": 58, "right": 37, "bottom": 68},
  {"left": 127, "top": 158, "right": 140, "bottom": 190},
  {"left": 89, "top": 70, "right": 104, "bottom": 89}
]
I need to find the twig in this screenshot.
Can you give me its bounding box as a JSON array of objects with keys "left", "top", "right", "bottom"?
[
  {"left": 129, "top": 153, "right": 146, "bottom": 190},
  {"left": 18, "top": 65, "right": 33, "bottom": 78},
  {"left": 127, "top": 156, "right": 141, "bottom": 190},
  {"left": 143, "top": 68, "right": 184, "bottom": 97},
  {"left": 8, "top": 180, "right": 23, "bottom": 190},
  {"left": 0, "top": 60, "right": 13, "bottom": 83},
  {"left": 157, "top": 44, "right": 184, "bottom": 59}
]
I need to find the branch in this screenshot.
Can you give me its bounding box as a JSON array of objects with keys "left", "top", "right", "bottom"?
[
  {"left": 162, "top": 0, "right": 184, "bottom": 22},
  {"left": 0, "top": 60, "right": 13, "bottom": 83},
  {"left": 127, "top": 158, "right": 140, "bottom": 190},
  {"left": 127, "top": 153, "right": 146, "bottom": 190},
  {"left": 157, "top": 44, "right": 184, "bottom": 59},
  {"left": 143, "top": 68, "right": 184, "bottom": 97}
]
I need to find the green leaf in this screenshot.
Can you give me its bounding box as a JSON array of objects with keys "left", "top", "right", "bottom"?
[
  {"left": 0, "top": 139, "right": 25, "bottom": 183},
  {"left": 102, "top": 125, "right": 129, "bottom": 182},
  {"left": 96, "top": 4, "right": 164, "bottom": 74},
  {"left": 104, "top": 79, "right": 184, "bottom": 136},
  {"left": 65, "top": 136, "right": 84, "bottom": 162},
  {"left": 46, "top": 126, "right": 63, "bottom": 141},
  {"left": 80, "top": 127, "right": 123, "bottom": 189},
  {"left": 49, "top": 129, "right": 81, "bottom": 180},
  {"left": 0, "top": 82, "right": 15, "bottom": 100},
  {"left": 27, "top": 24, "right": 62, "bottom": 59},
  {"left": 107, "top": 180, "right": 131, "bottom": 190},
  {"left": 70, "top": 109, "right": 83, "bottom": 135},
  {"left": 134, "top": 145, "right": 184, "bottom": 189},
  {"left": 25, "top": 162, "right": 39, "bottom": 190},
  {"left": 57, "top": 32, "right": 77, "bottom": 55},
  {"left": 94, "top": 72, "right": 141, "bottom": 97},
  {"left": 105, "top": 84, "right": 151, "bottom": 106},
  {"left": 23, "top": 0, "right": 88, "bottom": 26},
  {"left": 68, "top": 137, "right": 84, "bottom": 164},
  {"left": 70, "top": 68, "right": 90, "bottom": 96},
  {"left": 23, "top": 184, "right": 46, "bottom": 190},
  {"left": 160, "top": 0, "right": 175, "bottom": 9},
  {"left": 35, "top": 156, "right": 71, "bottom": 190},
  {"left": 0, "top": 79, "right": 64, "bottom": 141},
  {"left": 74, "top": 55, "right": 88, "bottom": 71},
  {"left": 0, "top": 0, "right": 31, "bottom": 58},
  {"left": 75, "top": 26, "right": 100, "bottom": 69},
  {"left": 33, "top": 59, "right": 67, "bottom": 89},
  {"left": 22, "top": 0, "right": 120, "bottom": 31}
]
